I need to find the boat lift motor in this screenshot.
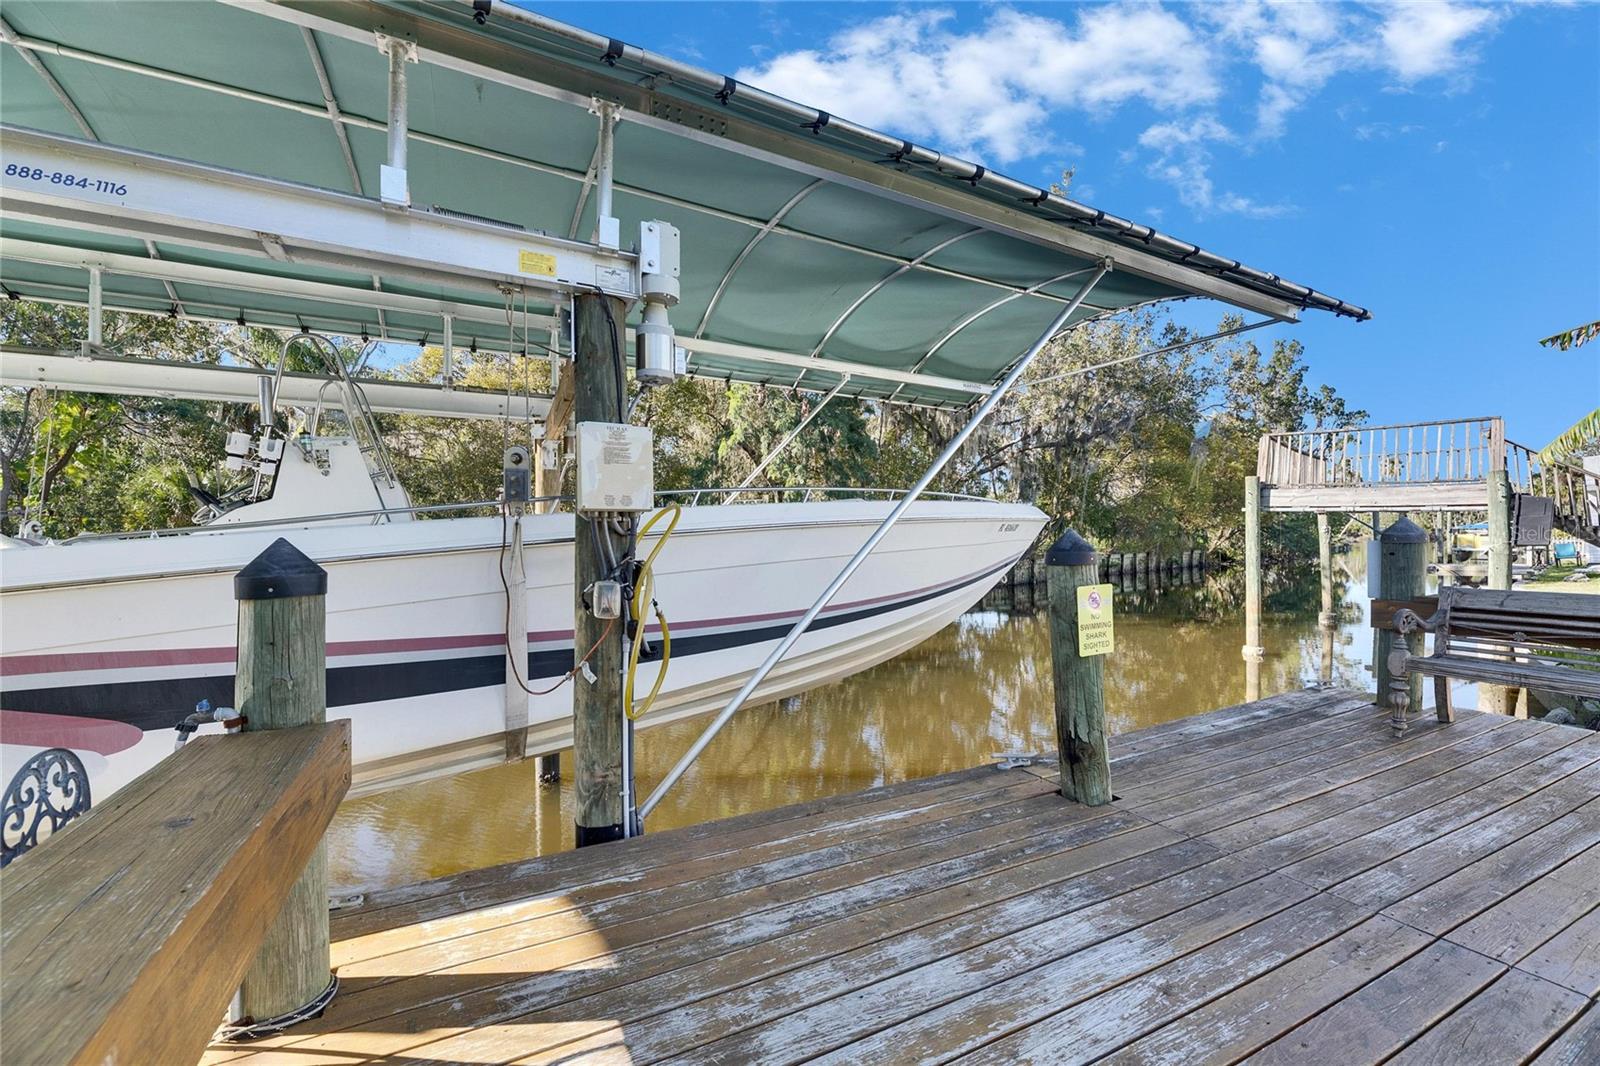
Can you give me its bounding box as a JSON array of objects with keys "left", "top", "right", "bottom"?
[{"left": 634, "top": 221, "right": 682, "bottom": 386}]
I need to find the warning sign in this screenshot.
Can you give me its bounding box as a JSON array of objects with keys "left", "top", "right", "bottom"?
[
  {"left": 518, "top": 249, "right": 557, "bottom": 276},
  {"left": 1076, "top": 583, "right": 1115, "bottom": 657}
]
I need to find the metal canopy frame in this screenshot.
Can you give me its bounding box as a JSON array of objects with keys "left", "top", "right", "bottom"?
[
  {"left": 0, "top": 0, "right": 1370, "bottom": 411},
  {"left": 0, "top": 343, "right": 549, "bottom": 421},
  {"left": 256, "top": 0, "right": 1366, "bottom": 319},
  {"left": 639, "top": 262, "right": 1113, "bottom": 820}
]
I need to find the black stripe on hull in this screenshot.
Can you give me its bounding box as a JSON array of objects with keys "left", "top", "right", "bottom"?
[{"left": 1, "top": 560, "right": 1010, "bottom": 732}]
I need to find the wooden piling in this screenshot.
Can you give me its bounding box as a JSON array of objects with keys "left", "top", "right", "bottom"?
[
  {"left": 1483, "top": 469, "right": 1515, "bottom": 713},
  {"left": 1316, "top": 512, "right": 1334, "bottom": 628},
  {"left": 1375, "top": 517, "right": 1427, "bottom": 731},
  {"left": 572, "top": 291, "right": 629, "bottom": 846},
  {"left": 536, "top": 750, "right": 561, "bottom": 784},
  {"left": 1243, "top": 476, "right": 1263, "bottom": 666},
  {"left": 234, "top": 538, "right": 334, "bottom": 1025},
  {"left": 1045, "top": 530, "right": 1111, "bottom": 806}
]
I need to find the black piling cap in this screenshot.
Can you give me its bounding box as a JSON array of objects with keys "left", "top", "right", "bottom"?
[
  {"left": 1045, "top": 528, "right": 1097, "bottom": 566},
  {"left": 1380, "top": 516, "right": 1427, "bottom": 544},
  {"left": 234, "top": 537, "right": 328, "bottom": 600}
]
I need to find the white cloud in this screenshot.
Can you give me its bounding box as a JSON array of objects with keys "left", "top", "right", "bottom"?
[
  {"left": 735, "top": 5, "right": 1214, "bottom": 164},
  {"left": 1138, "top": 117, "right": 1295, "bottom": 219},
  {"left": 1378, "top": 2, "right": 1500, "bottom": 81},
  {"left": 733, "top": 2, "right": 1506, "bottom": 220}
]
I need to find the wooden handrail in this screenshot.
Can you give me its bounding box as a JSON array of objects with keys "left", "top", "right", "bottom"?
[
  {"left": 0, "top": 722, "right": 350, "bottom": 1066},
  {"left": 1257, "top": 417, "right": 1508, "bottom": 489}
]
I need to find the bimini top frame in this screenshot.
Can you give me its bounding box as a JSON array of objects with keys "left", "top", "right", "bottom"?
[{"left": 1, "top": 0, "right": 1365, "bottom": 410}]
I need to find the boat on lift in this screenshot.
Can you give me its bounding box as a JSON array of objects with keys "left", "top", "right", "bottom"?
[{"left": 0, "top": 337, "right": 1044, "bottom": 801}]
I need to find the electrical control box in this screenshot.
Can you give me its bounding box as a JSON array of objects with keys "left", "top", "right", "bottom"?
[{"left": 574, "top": 421, "right": 654, "bottom": 513}]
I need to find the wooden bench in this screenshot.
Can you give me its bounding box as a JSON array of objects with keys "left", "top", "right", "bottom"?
[
  {"left": 0, "top": 722, "right": 349, "bottom": 1066},
  {"left": 1386, "top": 587, "right": 1600, "bottom": 736}
]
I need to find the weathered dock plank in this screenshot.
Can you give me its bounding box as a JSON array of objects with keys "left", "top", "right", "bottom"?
[
  {"left": 1246, "top": 940, "right": 1506, "bottom": 1064},
  {"left": 1386, "top": 967, "right": 1589, "bottom": 1065},
  {"left": 203, "top": 689, "right": 1600, "bottom": 1066}
]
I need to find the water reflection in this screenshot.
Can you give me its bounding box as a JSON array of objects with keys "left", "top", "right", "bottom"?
[{"left": 327, "top": 555, "right": 1379, "bottom": 895}]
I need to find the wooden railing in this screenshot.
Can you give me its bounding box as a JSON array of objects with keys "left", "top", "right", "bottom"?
[
  {"left": 1507, "top": 440, "right": 1600, "bottom": 535},
  {"left": 0, "top": 723, "right": 349, "bottom": 1066},
  {"left": 1258, "top": 417, "right": 1504, "bottom": 489}
]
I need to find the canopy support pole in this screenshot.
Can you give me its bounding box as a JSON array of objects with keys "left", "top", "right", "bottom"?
[
  {"left": 379, "top": 34, "right": 415, "bottom": 207},
  {"left": 440, "top": 313, "right": 454, "bottom": 388},
  {"left": 84, "top": 267, "right": 103, "bottom": 356},
  {"left": 637, "top": 261, "right": 1111, "bottom": 823},
  {"left": 589, "top": 98, "right": 622, "bottom": 249},
  {"left": 725, "top": 375, "right": 851, "bottom": 504}
]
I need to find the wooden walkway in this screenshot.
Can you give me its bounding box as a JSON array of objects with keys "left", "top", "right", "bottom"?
[{"left": 202, "top": 689, "right": 1600, "bottom": 1065}]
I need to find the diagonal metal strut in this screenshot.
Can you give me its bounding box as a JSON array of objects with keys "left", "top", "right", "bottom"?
[
  {"left": 725, "top": 375, "right": 852, "bottom": 505},
  {"left": 638, "top": 261, "right": 1113, "bottom": 821}
]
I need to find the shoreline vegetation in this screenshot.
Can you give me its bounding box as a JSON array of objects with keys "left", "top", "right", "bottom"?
[{"left": 2, "top": 301, "right": 1365, "bottom": 567}]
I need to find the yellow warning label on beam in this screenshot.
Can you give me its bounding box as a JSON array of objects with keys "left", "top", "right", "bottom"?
[
  {"left": 1077, "top": 583, "right": 1114, "bottom": 657},
  {"left": 518, "top": 250, "right": 557, "bottom": 276}
]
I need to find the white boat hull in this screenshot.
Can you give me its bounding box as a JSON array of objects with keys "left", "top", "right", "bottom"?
[{"left": 1, "top": 500, "right": 1043, "bottom": 801}]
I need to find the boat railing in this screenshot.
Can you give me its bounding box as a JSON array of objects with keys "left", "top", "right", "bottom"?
[
  {"left": 58, "top": 498, "right": 510, "bottom": 542},
  {"left": 53, "top": 487, "right": 998, "bottom": 543},
  {"left": 658, "top": 486, "right": 995, "bottom": 506}
]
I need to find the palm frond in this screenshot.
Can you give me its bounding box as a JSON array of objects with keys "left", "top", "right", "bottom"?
[
  {"left": 1538, "top": 407, "right": 1600, "bottom": 463},
  {"left": 1538, "top": 321, "right": 1600, "bottom": 350}
]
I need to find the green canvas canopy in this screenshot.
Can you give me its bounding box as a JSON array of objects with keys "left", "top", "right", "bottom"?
[{"left": 0, "top": 0, "right": 1368, "bottom": 407}]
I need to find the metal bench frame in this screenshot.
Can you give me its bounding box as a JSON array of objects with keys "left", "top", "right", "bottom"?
[{"left": 1387, "top": 587, "right": 1600, "bottom": 737}]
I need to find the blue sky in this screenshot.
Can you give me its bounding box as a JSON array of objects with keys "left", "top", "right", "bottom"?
[{"left": 536, "top": 0, "right": 1598, "bottom": 447}]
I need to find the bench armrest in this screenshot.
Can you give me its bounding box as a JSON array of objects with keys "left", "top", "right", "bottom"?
[{"left": 1393, "top": 607, "right": 1440, "bottom": 638}]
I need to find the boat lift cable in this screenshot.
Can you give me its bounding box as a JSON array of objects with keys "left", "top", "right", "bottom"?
[
  {"left": 1020, "top": 318, "right": 1277, "bottom": 390},
  {"left": 637, "top": 261, "right": 1112, "bottom": 822},
  {"left": 499, "top": 505, "right": 617, "bottom": 697},
  {"left": 725, "top": 375, "right": 851, "bottom": 505}
]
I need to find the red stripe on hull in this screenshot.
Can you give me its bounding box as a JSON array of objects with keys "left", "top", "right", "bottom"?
[{"left": 0, "top": 709, "right": 143, "bottom": 755}]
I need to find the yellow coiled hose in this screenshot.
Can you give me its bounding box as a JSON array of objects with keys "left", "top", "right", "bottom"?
[{"left": 624, "top": 504, "right": 681, "bottom": 721}]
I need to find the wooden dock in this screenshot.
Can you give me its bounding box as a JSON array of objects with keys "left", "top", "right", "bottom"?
[{"left": 201, "top": 688, "right": 1600, "bottom": 1065}]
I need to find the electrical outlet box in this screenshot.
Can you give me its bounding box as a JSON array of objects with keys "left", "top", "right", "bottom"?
[
  {"left": 575, "top": 421, "right": 653, "bottom": 513},
  {"left": 591, "top": 579, "right": 622, "bottom": 619}
]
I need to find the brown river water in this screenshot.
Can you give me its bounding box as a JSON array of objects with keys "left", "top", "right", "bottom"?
[{"left": 329, "top": 553, "right": 1387, "bottom": 895}]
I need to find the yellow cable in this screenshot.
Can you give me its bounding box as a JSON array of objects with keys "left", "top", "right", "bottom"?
[{"left": 625, "top": 504, "right": 681, "bottom": 720}]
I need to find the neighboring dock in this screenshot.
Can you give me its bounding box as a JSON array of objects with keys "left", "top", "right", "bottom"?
[{"left": 202, "top": 688, "right": 1600, "bottom": 1065}]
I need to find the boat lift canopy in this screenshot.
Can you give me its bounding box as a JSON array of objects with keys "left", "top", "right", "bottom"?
[
  {"left": 1, "top": 0, "right": 1370, "bottom": 827},
  {"left": 1, "top": 0, "right": 1366, "bottom": 410}
]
